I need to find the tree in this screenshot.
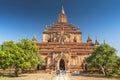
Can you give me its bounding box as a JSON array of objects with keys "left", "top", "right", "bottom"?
[
  {"left": 0, "top": 41, "right": 24, "bottom": 76},
  {"left": 85, "top": 44, "right": 117, "bottom": 76},
  {"left": 111, "top": 56, "right": 120, "bottom": 76},
  {"left": 0, "top": 38, "right": 45, "bottom": 77},
  {"left": 0, "top": 50, "right": 12, "bottom": 70},
  {"left": 16, "top": 38, "right": 45, "bottom": 71}
]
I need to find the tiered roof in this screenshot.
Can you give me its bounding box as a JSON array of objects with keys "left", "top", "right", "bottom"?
[
  {"left": 43, "top": 6, "right": 81, "bottom": 34},
  {"left": 34, "top": 6, "right": 95, "bottom": 55},
  {"left": 43, "top": 23, "right": 81, "bottom": 34},
  {"left": 36, "top": 42, "right": 94, "bottom": 55}
]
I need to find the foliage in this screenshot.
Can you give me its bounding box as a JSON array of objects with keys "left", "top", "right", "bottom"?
[
  {"left": 0, "top": 38, "right": 45, "bottom": 77},
  {"left": 0, "top": 50, "right": 12, "bottom": 69},
  {"left": 17, "top": 38, "right": 45, "bottom": 69},
  {"left": 85, "top": 44, "right": 117, "bottom": 76},
  {"left": 0, "top": 41, "right": 23, "bottom": 71},
  {"left": 111, "top": 57, "right": 120, "bottom": 77}
]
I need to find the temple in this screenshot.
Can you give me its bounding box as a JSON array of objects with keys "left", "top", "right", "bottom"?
[{"left": 32, "top": 7, "right": 99, "bottom": 72}]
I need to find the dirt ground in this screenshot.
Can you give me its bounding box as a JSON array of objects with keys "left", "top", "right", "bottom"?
[
  {"left": 71, "top": 75, "right": 120, "bottom": 80},
  {"left": 0, "top": 73, "right": 120, "bottom": 80}
]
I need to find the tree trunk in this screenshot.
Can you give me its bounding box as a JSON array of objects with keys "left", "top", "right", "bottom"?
[
  {"left": 15, "top": 67, "right": 19, "bottom": 77},
  {"left": 100, "top": 65, "right": 107, "bottom": 76}
]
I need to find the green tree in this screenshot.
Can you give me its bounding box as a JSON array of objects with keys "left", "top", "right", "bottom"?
[
  {"left": 0, "top": 39, "right": 44, "bottom": 77},
  {"left": 16, "top": 38, "right": 45, "bottom": 70},
  {"left": 0, "top": 50, "right": 12, "bottom": 70},
  {"left": 0, "top": 41, "right": 24, "bottom": 76},
  {"left": 85, "top": 44, "right": 117, "bottom": 76},
  {"left": 111, "top": 57, "right": 120, "bottom": 76}
]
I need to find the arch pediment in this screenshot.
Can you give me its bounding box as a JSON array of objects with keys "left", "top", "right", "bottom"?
[{"left": 55, "top": 53, "right": 68, "bottom": 62}]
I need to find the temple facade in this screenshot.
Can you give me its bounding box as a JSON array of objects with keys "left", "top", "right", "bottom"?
[{"left": 32, "top": 7, "right": 99, "bottom": 72}]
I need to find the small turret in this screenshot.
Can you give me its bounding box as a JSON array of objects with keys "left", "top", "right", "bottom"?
[
  {"left": 32, "top": 34, "right": 37, "bottom": 41},
  {"left": 87, "top": 35, "right": 92, "bottom": 43},
  {"left": 95, "top": 37, "right": 99, "bottom": 45}
]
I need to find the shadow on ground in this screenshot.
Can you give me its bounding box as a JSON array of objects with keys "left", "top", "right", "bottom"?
[
  {"left": 71, "top": 73, "right": 120, "bottom": 79},
  {"left": 0, "top": 73, "right": 27, "bottom": 78}
]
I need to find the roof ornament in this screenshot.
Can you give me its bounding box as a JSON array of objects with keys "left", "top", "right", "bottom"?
[
  {"left": 61, "top": 6, "right": 65, "bottom": 14},
  {"left": 77, "top": 26, "right": 80, "bottom": 31},
  {"left": 58, "top": 6, "right": 67, "bottom": 23},
  {"left": 32, "top": 34, "right": 37, "bottom": 41},
  {"left": 87, "top": 34, "right": 92, "bottom": 43},
  {"left": 95, "top": 37, "right": 99, "bottom": 45},
  {"left": 87, "top": 34, "right": 92, "bottom": 41}
]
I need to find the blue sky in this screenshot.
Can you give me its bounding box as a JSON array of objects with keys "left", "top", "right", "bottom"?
[{"left": 0, "top": 0, "right": 120, "bottom": 56}]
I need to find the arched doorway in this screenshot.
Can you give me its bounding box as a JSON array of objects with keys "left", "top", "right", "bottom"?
[{"left": 59, "top": 59, "right": 65, "bottom": 70}]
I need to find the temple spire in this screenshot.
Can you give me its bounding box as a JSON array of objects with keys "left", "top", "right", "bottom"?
[
  {"left": 61, "top": 6, "right": 65, "bottom": 14},
  {"left": 58, "top": 6, "right": 67, "bottom": 23},
  {"left": 32, "top": 34, "right": 37, "bottom": 41},
  {"left": 95, "top": 37, "right": 99, "bottom": 45},
  {"left": 87, "top": 34, "right": 92, "bottom": 43}
]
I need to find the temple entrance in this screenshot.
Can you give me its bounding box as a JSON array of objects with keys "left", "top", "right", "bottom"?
[{"left": 59, "top": 59, "right": 65, "bottom": 70}]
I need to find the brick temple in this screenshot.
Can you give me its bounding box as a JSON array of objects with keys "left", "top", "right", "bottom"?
[{"left": 32, "top": 7, "right": 99, "bottom": 72}]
